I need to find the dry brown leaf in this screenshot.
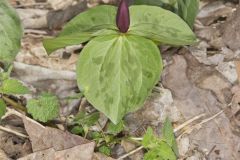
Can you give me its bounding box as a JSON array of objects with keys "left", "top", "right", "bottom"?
[
  {"left": 0, "top": 130, "right": 32, "bottom": 159},
  {"left": 23, "top": 118, "right": 90, "bottom": 152},
  {"left": 0, "top": 149, "right": 9, "bottom": 160},
  {"left": 18, "top": 148, "right": 55, "bottom": 160},
  {"left": 18, "top": 142, "right": 95, "bottom": 160},
  {"left": 221, "top": 7, "right": 240, "bottom": 51},
  {"left": 19, "top": 117, "right": 96, "bottom": 160},
  {"left": 55, "top": 143, "right": 95, "bottom": 160}
]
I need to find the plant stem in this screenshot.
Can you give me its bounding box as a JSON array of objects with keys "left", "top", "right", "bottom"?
[{"left": 2, "top": 95, "right": 27, "bottom": 113}]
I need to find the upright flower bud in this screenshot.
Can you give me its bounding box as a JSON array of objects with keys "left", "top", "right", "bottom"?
[{"left": 116, "top": 0, "right": 130, "bottom": 33}]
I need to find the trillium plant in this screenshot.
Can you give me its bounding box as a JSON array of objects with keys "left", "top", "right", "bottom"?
[{"left": 43, "top": 0, "right": 196, "bottom": 124}]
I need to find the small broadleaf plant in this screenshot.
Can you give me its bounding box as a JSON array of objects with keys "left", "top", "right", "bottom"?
[
  {"left": 43, "top": 0, "right": 196, "bottom": 124},
  {"left": 27, "top": 93, "right": 60, "bottom": 123},
  {"left": 142, "top": 118, "right": 178, "bottom": 160}
]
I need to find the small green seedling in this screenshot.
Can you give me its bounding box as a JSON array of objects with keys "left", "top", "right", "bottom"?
[
  {"left": 44, "top": 0, "right": 196, "bottom": 124},
  {"left": 142, "top": 118, "right": 178, "bottom": 160}
]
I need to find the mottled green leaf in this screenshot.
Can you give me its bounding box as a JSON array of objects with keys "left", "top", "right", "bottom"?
[
  {"left": 162, "top": 117, "right": 178, "bottom": 156},
  {"left": 43, "top": 32, "right": 92, "bottom": 54},
  {"left": 133, "top": 0, "right": 177, "bottom": 11},
  {"left": 0, "top": 79, "right": 29, "bottom": 94},
  {"left": 177, "top": 0, "right": 199, "bottom": 29},
  {"left": 0, "top": 0, "right": 22, "bottom": 66},
  {"left": 77, "top": 34, "right": 162, "bottom": 124},
  {"left": 27, "top": 93, "right": 59, "bottom": 122},
  {"left": 0, "top": 98, "right": 7, "bottom": 119},
  {"left": 43, "top": 5, "right": 117, "bottom": 54},
  {"left": 134, "top": 0, "right": 177, "bottom": 5},
  {"left": 107, "top": 120, "right": 124, "bottom": 135},
  {"left": 129, "top": 5, "right": 196, "bottom": 45},
  {"left": 134, "top": 0, "right": 172, "bottom": 6}
]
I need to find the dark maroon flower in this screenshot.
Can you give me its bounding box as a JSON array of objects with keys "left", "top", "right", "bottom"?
[{"left": 116, "top": 0, "right": 130, "bottom": 33}]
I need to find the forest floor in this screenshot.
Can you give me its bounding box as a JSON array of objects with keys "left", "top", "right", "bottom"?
[{"left": 1, "top": 0, "right": 240, "bottom": 160}]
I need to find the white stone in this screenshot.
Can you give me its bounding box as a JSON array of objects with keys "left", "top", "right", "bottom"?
[
  {"left": 216, "top": 61, "right": 238, "bottom": 84},
  {"left": 178, "top": 136, "right": 190, "bottom": 156}
]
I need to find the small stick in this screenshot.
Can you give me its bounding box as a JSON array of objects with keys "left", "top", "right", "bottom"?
[
  {"left": 117, "top": 146, "right": 144, "bottom": 160},
  {"left": 0, "top": 126, "right": 28, "bottom": 138},
  {"left": 174, "top": 113, "right": 205, "bottom": 133},
  {"left": 177, "top": 110, "right": 224, "bottom": 139},
  {"left": 198, "top": 110, "right": 223, "bottom": 126}
]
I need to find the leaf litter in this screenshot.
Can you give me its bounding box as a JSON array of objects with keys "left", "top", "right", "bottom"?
[{"left": 1, "top": 0, "right": 240, "bottom": 160}]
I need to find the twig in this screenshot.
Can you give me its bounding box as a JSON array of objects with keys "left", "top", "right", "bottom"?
[
  {"left": 174, "top": 113, "right": 205, "bottom": 133},
  {"left": 0, "top": 126, "right": 28, "bottom": 138},
  {"left": 117, "top": 146, "right": 144, "bottom": 160},
  {"left": 197, "top": 110, "right": 224, "bottom": 126},
  {"left": 177, "top": 110, "right": 224, "bottom": 139}
]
